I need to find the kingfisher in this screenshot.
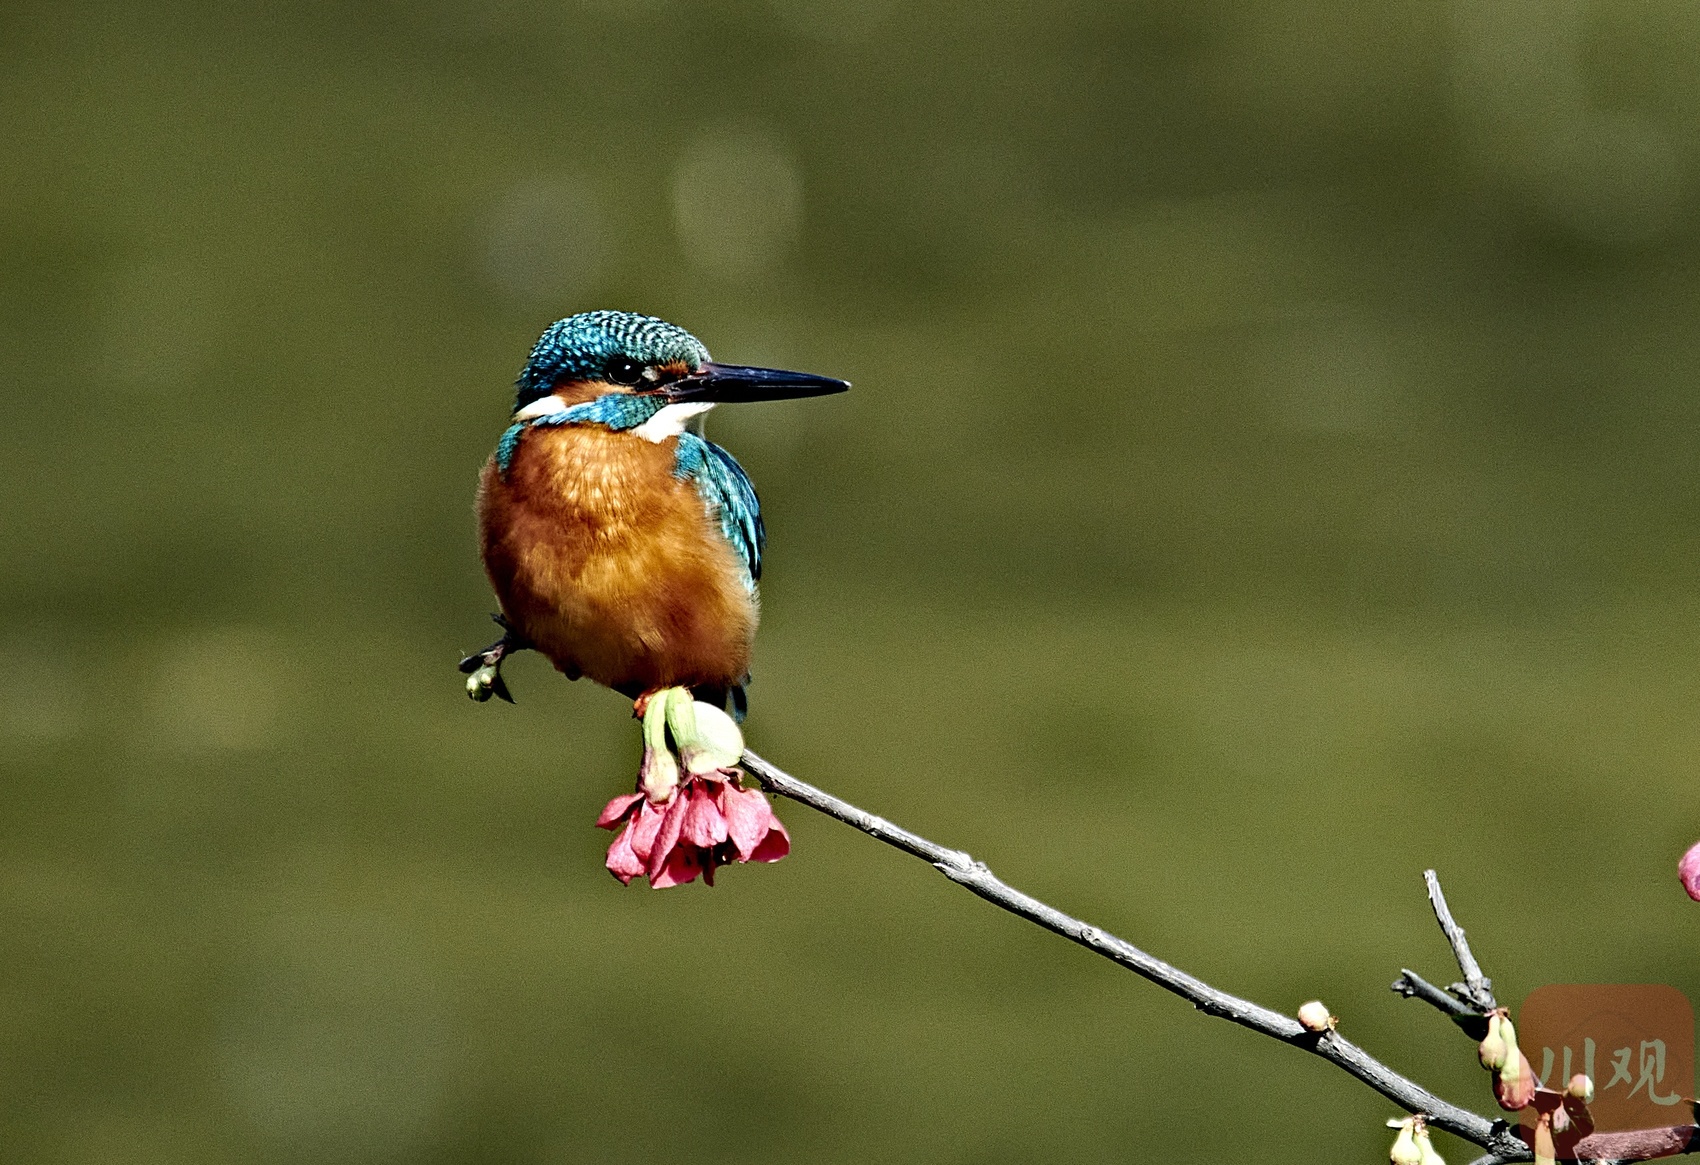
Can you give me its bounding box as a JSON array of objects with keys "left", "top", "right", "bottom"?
[{"left": 460, "top": 310, "right": 848, "bottom": 721}]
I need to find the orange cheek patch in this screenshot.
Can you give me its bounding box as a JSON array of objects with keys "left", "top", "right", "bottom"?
[{"left": 544, "top": 379, "right": 626, "bottom": 408}]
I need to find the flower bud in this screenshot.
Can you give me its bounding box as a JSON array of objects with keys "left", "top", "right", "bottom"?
[
  {"left": 1560, "top": 1074, "right": 1596, "bottom": 1138},
  {"left": 1298, "top": 1001, "right": 1334, "bottom": 1032},
  {"left": 1477, "top": 1012, "right": 1508, "bottom": 1071},
  {"left": 1494, "top": 1050, "right": 1535, "bottom": 1111},
  {"left": 678, "top": 699, "right": 745, "bottom": 774},
  {"left": 1498, "top": 1013, "right": 1519, "bottom": 1056},
  {"left": 640, "top": 686, "right": 673, "bottom": 754},
  {"left": 1389, "top": 1118, "right": 1422, "bottom": 1165},
  {"left": 1682, "top": 840, "right": 1700, "bottom": 901},
  {"left": 663, "top": 686, "right": 698, "bottom": 748},
  {"left": 638, "top": 745, "right": 679, "bottom": 803},
  {"left": 1493, "top": 1013, "right": 1536, "bottom": 1110},
  {"left": 1414, "top": 1121, "right": 1445, "bottom": 1165}
]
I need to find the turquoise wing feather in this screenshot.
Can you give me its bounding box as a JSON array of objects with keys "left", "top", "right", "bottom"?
[{"left": 673, "top": 432, "right": 764, "bottom": 587}]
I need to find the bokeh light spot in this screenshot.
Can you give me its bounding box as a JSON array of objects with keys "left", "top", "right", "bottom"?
[
  {"left": 480, "top": 175, "right": 607, "bottom": 304},
  {"left": 671, "top": 127, "right": 803, "bottom": 280}
]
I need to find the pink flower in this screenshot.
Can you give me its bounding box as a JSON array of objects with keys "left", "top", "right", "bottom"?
[
  {"left": 597, "top": 770, "right": 789, "bottom": 888},
  {"left": 1680, "top": 839, "right": 1700, "bottom": 901}
]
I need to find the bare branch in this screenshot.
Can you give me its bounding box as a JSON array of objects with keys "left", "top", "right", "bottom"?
[
  {"left": 743, "top": 753, "right": 1700, "bottom": 1163},
  {"left": 1425, "top": 869, "right": 1497, "bottom": 1012},
  {"left": 742, "top": 750, "right": 1522, "bottom": 1158}
]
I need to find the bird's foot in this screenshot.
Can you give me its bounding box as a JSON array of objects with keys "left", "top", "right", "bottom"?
[
  {"left": 458, "top": 615, "right": 531, "bottom": 703},
  {"left": 597, "top": 687, "right": 786, "bottom": 888}
]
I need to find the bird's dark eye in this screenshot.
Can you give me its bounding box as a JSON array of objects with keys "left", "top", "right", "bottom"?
[{"left": 606, "top": 359, "right": 644, "bottom": 386}]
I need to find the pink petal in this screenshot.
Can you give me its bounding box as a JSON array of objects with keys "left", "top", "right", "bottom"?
[
  {"left": 649, "top": 845, "right": 702, "bottom": 889},
  {"left": 605, "top": 823, "right": 643, "bottom": 884},
  {"left": 596, "top": 792, "right": 644, "bottom": 829},
  {"left": 719, "top": 783, "right": 774, "bottom": 860},
  {"left": 627, "top": 799, "right": 666, "bottom": 865},
  {"left": 1681, "top": 839, "right": 1700, "bottom": 901},
  {"left": 646, "top": 788, "right": 691, "bottom": 879},
  {"left": 682, "top": 784, "right": 730, "bottom": 849},
  {"left": 749, "top": 814, "right": 790, "bottom": 864}
]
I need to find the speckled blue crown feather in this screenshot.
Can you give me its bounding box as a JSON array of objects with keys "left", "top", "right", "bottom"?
[{"left": 514, "top": 310, "right": 711, "bottom": 411}]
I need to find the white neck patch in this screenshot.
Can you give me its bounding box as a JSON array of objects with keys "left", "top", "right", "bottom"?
[{"left": 632, "top": 401, "right": 715, "bottom": 443}]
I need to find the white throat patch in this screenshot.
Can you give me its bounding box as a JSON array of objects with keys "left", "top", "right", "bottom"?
[{"left": 632, "top": 401, "right": 715, "bottom": 443}]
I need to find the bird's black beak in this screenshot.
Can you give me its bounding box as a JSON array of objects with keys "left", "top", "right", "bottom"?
[{"left": 660, "top": 362, "right": 850, "bottom": 403}]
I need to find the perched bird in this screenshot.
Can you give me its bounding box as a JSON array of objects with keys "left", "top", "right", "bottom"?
[{"left": 462, "top": 311, "right": 848, "bottom": 719}]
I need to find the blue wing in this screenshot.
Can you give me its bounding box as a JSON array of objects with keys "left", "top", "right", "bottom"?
[{"left": 673, "top": 432, "right": 764, "bottom": 587}]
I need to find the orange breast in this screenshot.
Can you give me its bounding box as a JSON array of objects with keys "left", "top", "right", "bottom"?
[{"left": 476, "top": 424, "right": 758, "bottom": 700}]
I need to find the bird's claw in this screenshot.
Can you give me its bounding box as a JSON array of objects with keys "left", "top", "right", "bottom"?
[{"left": 459, "top": 616, "right": 529, "bottom": 703}]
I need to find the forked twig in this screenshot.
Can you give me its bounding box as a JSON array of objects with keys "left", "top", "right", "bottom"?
[{"left": 1426, "top": 869, "right": 1497, "bottom": 1013}]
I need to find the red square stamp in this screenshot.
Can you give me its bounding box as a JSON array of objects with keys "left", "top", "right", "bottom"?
[{"left": 1517, "top": 984, "right": 1693, "bottom": 1135}]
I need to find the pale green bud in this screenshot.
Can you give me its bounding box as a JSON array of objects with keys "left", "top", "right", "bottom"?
[
  {"left": 680, "top": 700, "right": 745, "bottom": 774},
  {"left": 1389, "top": 1119, "right": 1422, "bottom": 1165},
  {"left": 1477, "top": 1013, "right": 1508, "bottom": 1072},
  {"left": 638, "top": 744, "right": 679, "bottom": 803},
  {"left": 1414, "top": 1121, "right": 1445, "bottom": 1165}
]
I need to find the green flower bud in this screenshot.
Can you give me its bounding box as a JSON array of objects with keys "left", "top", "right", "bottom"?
[
  {"left": 1494, "top": 1051, "right": 1535, "bottom": 1111},
  {"left": 639, "top": 745, "right": 679, "bottom": 803},
  {"left": 1477, "top": 1013, "right": 1508, "bottom": 1071},
  {"left": 1494, "top": 1014, "right": 1534, "bottom": 1109},
  {"left": 638, "top": 692, "right": 680, "bottom": 801},
  {"left": 680, "top": 700, "right": 745, "bottom": 773},
  {"left": 1498, "top": 1014, "right": 1519, "bottom": 1057},
  {"left": 663, "top": 687, "right": 699, "bottom": 753},
  {"left": 1389, "top": 1118, "right": 1422, "bottom": 1165},
  {"left": 1414, "top": 1121, "right": 1445, "bottom": 1165}
]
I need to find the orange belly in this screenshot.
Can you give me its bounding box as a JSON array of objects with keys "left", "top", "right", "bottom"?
[{"left": 476, "top": 425, "right": 758, "bottom": 700}]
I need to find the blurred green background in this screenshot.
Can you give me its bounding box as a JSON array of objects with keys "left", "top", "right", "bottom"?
[{"left": 4, "top": 0, "right": 1700, "bottom": 1161}]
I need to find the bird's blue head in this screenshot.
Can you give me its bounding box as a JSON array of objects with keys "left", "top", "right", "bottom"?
[
  {"left": 515, "top": 311, "right": 711, "bottom": 413},
  {"left": 509, "top": 310, "right": 849, "bottom": 430}
]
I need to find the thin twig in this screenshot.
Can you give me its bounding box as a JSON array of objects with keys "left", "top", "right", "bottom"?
[
  {"left": 1393, "top": 968, "right": 1476, "bottom": 1018},
  {"left": 1425, "top": 869, "right": 1497, "bottom": 1012},
  {"left": 745, "top": 752, "right": 1700, "bottom": 1164},
  {"left": 742, "top": 750, "right": 1523, "bottom": 1158},
  {"left": 1393, "top": 968, "right": 1493, "bottom": 1040}
]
